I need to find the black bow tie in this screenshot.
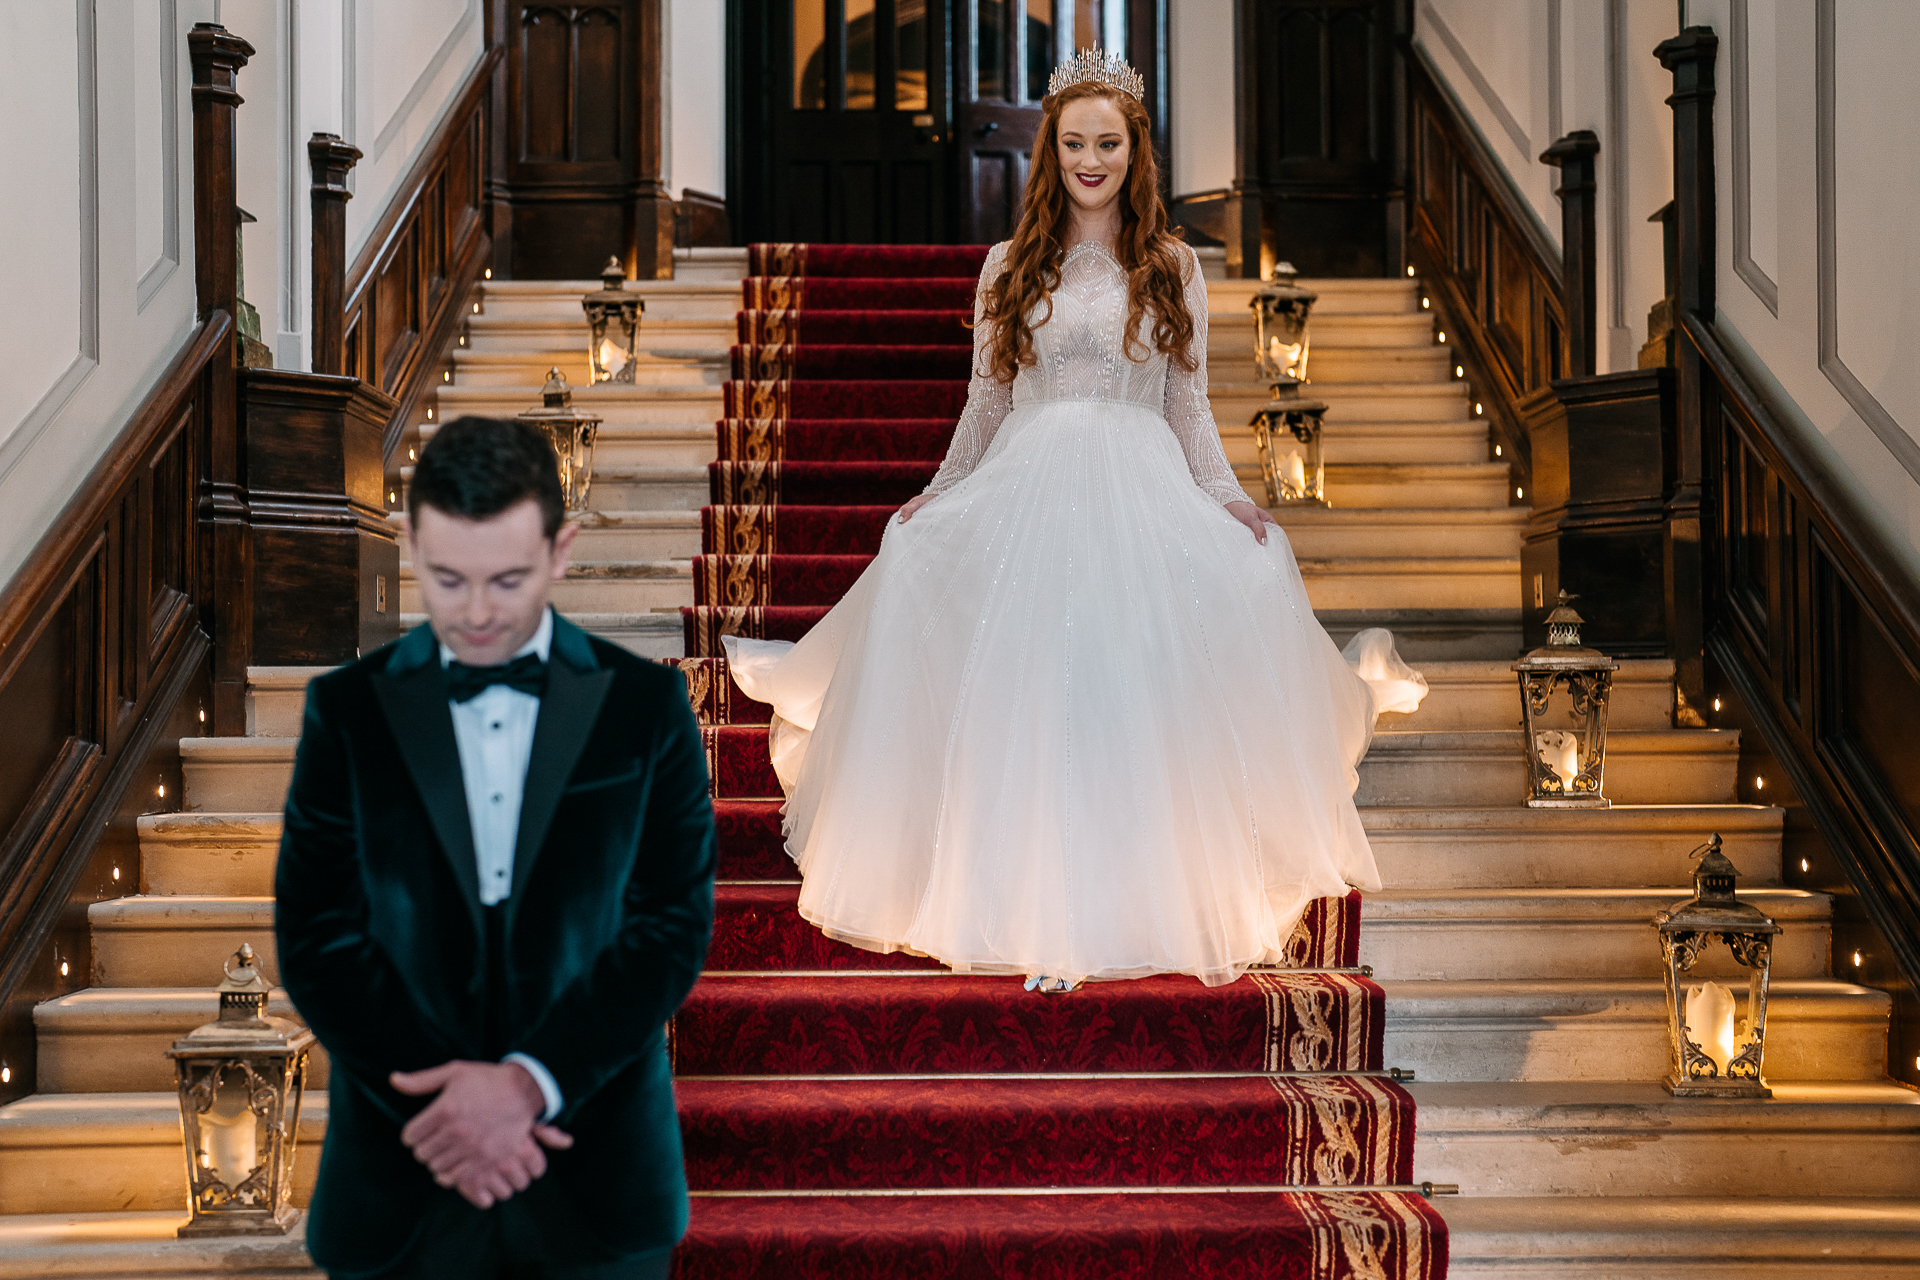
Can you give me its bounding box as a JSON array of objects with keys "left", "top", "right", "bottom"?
[{"left": 445, "top": 653, "right": 548, "bottom": 703}]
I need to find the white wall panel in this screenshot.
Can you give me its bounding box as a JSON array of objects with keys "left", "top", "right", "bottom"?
[
  {"left": 1168, "top": 0, "right": 1233, "bottom": 196},
  {"left": 668, "top": 0, "right": 727, "bottom": 199}
]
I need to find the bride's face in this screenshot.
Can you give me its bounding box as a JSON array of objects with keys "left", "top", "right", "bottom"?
[{"left": 1055, "top": 96, "right": 1131, "bottom": 215}]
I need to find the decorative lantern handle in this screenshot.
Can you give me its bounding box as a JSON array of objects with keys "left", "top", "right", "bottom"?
[
  {"left": 223, "top": 943, "right": 256, "bottom": 982},
  {"left": 1687, "top": 833, "right": 1724, "bottom": 863}
]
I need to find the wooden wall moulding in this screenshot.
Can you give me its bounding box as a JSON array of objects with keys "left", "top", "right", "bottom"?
[
  {"left": 1405, "top": 42, "right": 1568, "bottom": 488},
  {"left": 489, "top": 0, "right": 673, "bottom": 279},
  {"left": 339, "top": 47, "right": 500, "bottom": 465},
  {"left": 241, "top": 371, "right": 403, "bottom": 666}
]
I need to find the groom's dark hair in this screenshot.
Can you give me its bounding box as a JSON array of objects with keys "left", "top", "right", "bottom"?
[{"left": 408, "top": 415, "right": 565, "bottom": 540}]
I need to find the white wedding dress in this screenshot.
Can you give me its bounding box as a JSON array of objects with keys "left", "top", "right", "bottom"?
[{"left": 726, "top": 239, "right": 1425, "bottom": 987}]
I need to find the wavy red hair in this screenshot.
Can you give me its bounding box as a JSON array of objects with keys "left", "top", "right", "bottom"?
[{"left": 978, "top": 81, "right": 1194, "bottom": 384}]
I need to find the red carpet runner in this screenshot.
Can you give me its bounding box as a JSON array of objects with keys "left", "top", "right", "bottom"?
[{"left": 663, "top": 243, "right": 1447, "bottom": 1278}]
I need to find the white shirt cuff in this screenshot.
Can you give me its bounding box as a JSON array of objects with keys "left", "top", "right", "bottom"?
[{"left": 502, "top": 1052, "right": 563, "bottom": 1122}]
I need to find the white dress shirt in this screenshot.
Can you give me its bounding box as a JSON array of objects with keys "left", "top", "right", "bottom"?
[{"left": 440, "top": 608, "right": 563, "bottom": 1121}]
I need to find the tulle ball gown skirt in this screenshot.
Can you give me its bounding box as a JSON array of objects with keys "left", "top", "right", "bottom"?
[{"left": 727, "top": 397, "right": 1424, "bottom": 988}]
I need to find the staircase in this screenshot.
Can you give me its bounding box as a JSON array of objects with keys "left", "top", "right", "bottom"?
[{"left": 1, "top": 244, "right": 1917, "bottom": 1276}]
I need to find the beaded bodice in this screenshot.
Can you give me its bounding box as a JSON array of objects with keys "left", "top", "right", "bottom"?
[{"left": 923, "top": 240, "right": 1247, "bottom": 506}]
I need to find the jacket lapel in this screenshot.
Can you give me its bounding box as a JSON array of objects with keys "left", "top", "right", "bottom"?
[
  {"left": 369, "top": 624, "right": 485, "bottom": 924},
  {"left": 507, "top": 615, "right": 613, "bottom": 906}
]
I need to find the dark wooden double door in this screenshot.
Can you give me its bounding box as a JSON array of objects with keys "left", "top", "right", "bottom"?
[{"left": 733, "top": 0, "right": 1147, "bottom": 245}]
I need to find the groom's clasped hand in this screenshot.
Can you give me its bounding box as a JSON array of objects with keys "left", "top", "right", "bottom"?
[{"left": 392, "top": 1060, "right": 576, "bottom": 1210}]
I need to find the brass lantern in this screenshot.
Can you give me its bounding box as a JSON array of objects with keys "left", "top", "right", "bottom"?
[
  {"left": 167, "top": 944, "right": 313, "bottom": 1237},
  {"left": 581, "top": 256, "right": 642, "bottom": 383},
  {"left": 1654, "top": 835, "right": 1779, "bottom": 1097},
  {"left": 1249, "top": 263, "right": 1328, "bottom": 506},
  {"left": 518, "top": 368, "right": 600, "bottom": 513},
  {"left": 1513, "top": 591, "right": 1618, "bottom": 807}
]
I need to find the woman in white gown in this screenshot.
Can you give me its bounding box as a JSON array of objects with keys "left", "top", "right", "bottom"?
[{"left": 726, "top": 54, "right": 1424, "bottom": 990}]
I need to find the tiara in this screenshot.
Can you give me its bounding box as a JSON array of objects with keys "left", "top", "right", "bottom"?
[{"left": 1047, "top": 49, "right": 1144, "bottom": 101}]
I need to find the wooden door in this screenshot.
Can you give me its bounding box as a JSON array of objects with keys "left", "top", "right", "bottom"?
[{"left": 734, "top": 0, "right": 952, "bottom": 243}]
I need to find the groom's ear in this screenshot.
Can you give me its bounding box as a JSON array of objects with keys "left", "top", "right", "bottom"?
[{"left": 549, "top": 519, "right": 581, "bottom": 580}]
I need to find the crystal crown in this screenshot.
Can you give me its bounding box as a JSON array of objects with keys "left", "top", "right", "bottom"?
[{"left": 1047, "top": 48, "right": 1145, "bottom": 102}]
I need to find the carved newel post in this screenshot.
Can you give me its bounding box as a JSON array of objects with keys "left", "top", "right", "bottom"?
[
  {"left": 1540, "top": 130, "right": 1600, "bottom": 378},
  {"left": 309, "top": 133, "right": 363, "bottom": 377}
]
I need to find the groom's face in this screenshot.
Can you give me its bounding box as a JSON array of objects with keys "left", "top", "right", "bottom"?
[{"left": 406, "top": 497, "right": 578, "bottom": 666}]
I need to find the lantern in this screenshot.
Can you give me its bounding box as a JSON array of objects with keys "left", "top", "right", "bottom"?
[
  {"left": 518, "top": 367, "right": 600, "bottom": 513},
  {"left": 1654, "top": 834, "right": 1779, "bottom": 1097},
  {"left": 1512, "top": 590, "right": 1618, "bottom": 807},
  {"left": 581, "top": 256, "right": 642, "bottom": 383},
  {"left": 1249, "top": 264, "right": 1328, "bottom": 506},
  {"left": 167, "top": 944, "right": 312, "bottom": 1237}
]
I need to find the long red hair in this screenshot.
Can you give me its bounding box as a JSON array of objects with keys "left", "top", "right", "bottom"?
[{"left": 978, "top": 81, "right": 1194, "bottom": 384}]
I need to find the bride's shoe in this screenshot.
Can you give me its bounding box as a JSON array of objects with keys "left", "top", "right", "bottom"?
[{"left": 1023, "top": 974, "right": 1081, "bottom": 993}]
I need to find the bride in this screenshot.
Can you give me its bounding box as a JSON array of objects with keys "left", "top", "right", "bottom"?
[{"left": 725, "top": 52, "right": 1424, "bottom": 991}]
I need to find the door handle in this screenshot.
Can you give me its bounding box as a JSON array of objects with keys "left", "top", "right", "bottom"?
[{"left": 975, "top": 121, "right": 1000, "bottom": 138}]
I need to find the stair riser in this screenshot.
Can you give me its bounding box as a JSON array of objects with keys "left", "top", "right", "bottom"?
[
  {"left": 1361, "top": 919, "right": 1830, "bottom": 981},
  {"left": 475, "top": 295, "right": 739, "bottom": 324},
  {"left": 421, "top": 418, "right": 720, "bottom": 468},
  {"left": 1355, "top": 744, "right": 1737, "bottom": 808},
  {"left": 38, "top": 1029, "right": 332, "bottom": 1095},
  {"left": 582, "top": 479, "right": 710, "bottom": 510},
  {"left": 1300, "top": 566, "right": 1519, "bottom": 612},
  {"left": 0, "top": 1124, "right": 322, "bottom": 1215},
  {"left": 1410, "top": 1123, "right": 1920, "bottom": 1198},
  {"left": 247, "top": 692, "right": 307, "bottom": 738},
  {"left": 433, "top": 394, "right": 725, "bottom": 430},
  {"left": 449, "top": 355, "right": 726, "bottom": 390},
  {"left": 568, "top": 522, "right": 703, "bottom": 560},
  {"left": 1381, "top": 678, "right": 1673, "bottom": 733},
  {"left": 1323, "top": 617, "right": 1523, "bottom": 661},
  {"left": 1213, "top": 389, "right": 1468, "bottom": 424},
  {"left": 1367, "top": 821, "right": 1783, "bottom": 889},
  {"left": 1281, "top": 522, "right": 1523, "bottom": 559},
  {"left": 140, "top": 834, "right": 279, "bottom": 897},
  {"left": 464, "top": 320, "right": 736, "bottom": 357},
  {"left": 590, "top": 621, "right": 684, "bottom": 660},
  {"left": 1222, "top": 428, "right": 1491, "bottom": 466},
  {"left": 92, "top": 916, "right": 279, "bottom": 990},
  {"left": 1386, "top": 997, "right": 1889, "bottom": 1083},
  {"left": 399, "top": 575, "right": 689, "bottom": 618},
  {"left": 1206, "top": 288, "right": 1419, "bottom": 318},
  {"left": 1320, "top": 474, "right": 1514, "bottom": 510},
  {"left": 1208, "top": 352, "right": 1452, "bottom": 384}
]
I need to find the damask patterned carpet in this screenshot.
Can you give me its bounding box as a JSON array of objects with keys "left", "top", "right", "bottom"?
[{"left": 662, "top": 243, "right": 1447, "bottom": 1278}]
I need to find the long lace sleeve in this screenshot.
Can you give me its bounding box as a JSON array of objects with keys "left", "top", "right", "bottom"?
[
  {"left": 923, "top": 242, "right": 1016, "bottom": 496},
  {"left": 1165, "top": 246, "right": 1251, "bottom": 507}
]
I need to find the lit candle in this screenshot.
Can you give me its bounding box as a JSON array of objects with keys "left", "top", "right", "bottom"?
[
  {"left": 1534, "top": 731, "right": 1580, "bottom": 787},
  {"left": 202, "top": 1072, "right": 259, "bottom": 1189},
  {"left": 1285, "top": 450, "right": 1307, "bottom": 496},
  {"left": 1684, "top": 980, "right": 1738, "bottom": 1073}
]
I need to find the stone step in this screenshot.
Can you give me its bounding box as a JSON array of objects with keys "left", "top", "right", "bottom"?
[
  {"left": 1320, "top": 462, "right": 1512, "bottom": 509},
  {"left": 1441, "top": 1196, "right": 1920, "bottom": 1278},
  {"left": 0, "top": 1210, "right": 320, "bottom": 1278},
  {"left": 475, "top": 277, "right": 741, "bottom": 322},
  {"left": 1213, "top": 381, "right": 1470, "bottom": 425},
  {"left": 1364, "top": 804, "right": 1785, "bottom": 889},
  {"left": 580, "top": 468, "right": 710, "bottom": 512},
  {"left": 464, "top": 313, "right": 736, "bottom": 356},
  {"left": 87, "top": 897, "right": 282, "bottom": 989},
  {"left": 399, "top": 560, "right": 691, "bottom": 616},
  {"left": 1406, "top": 1081, "right": 1920, "bottom": 1198},
  {"left": 0, "top": 1092, "right": 324, "bottom": 1215},
  {"left": 449, "top": 348, "right": 727, "bottom": 390},
  {"left": 139, "top": 813, "right": 282, "bottom": 896},
  {"left": 1210, "top": 312, "right": 1436, "bottom": 351},
  {"left": 1384, "top": 980, "right": 1889, "bottom": 1084},
  {"left": 1210, "top": 348, "right": 1452, "bottom": 385},
  {"left": 245, "top": 666, "right": 322, "bottom": 738},
  {"left": 1358, "top": 728, "right": 1740, "bottom": 807},
  {"left": 1318, "top": 608, "right": 1523, "bottom": 661},
  {"left": 1221, "top": 420, "right": 1492, "bottom": 467},
  {"left": 573, "top": 611, "right": 684, "bottom": 660},
  {"left": 1275, "top": 507, "right": 1524, "bottom": 559},
  {"left": 1202, "top": 271, "right": 1421, "bottom": 315},
  {"left": 671, "top": 246, "right": 750, "bottom": 285},
  {"left": 1361, "top": 887, "right": 1831, "bottom": 981},
  {"left": 419, "top": 413, "right": 717, "bottom": 468},
  {"left": 1296, "top": 555, "right": 1519, "bottom": 612},
  {"left": 432, "top": 385, "right": 724, "bottom": 432},
  {"left": 570, "top": 507, "right": 704, "bottom": 558},
  {"left": 1384, "top": 658, "right": 1673, "bottom": 732},
  {"left": 34, "top": 987, "right": 329, "bottom": 1093}
]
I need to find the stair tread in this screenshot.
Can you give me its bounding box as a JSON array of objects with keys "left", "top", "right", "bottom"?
[
  {"left": 1442, "top": 1195, "right": 1920, "bottom": 1254},
  {"left": 1408, "top": 1078, "right": 1920, "bottom": 1120}
]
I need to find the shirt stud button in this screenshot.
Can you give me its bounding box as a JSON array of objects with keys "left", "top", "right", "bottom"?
[{"left": 491, "top": 792, "right": 503, "bottom": 803}]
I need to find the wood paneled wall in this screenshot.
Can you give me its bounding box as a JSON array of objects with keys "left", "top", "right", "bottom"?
[
  {"left": 337, "top": 49, "right": 500, "bottom": 467},
  {"left": 1404, "top": 44, "right": 1567, "bottom": 490}
]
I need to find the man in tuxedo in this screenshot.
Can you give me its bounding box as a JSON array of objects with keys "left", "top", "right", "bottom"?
[{"left": 276, "top": 415, "right": 715, "bottom": 1279}]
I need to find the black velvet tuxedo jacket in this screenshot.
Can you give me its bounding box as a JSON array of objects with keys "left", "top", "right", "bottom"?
[{"left": 274, "top": 615, "right": 715, "bottom": 1274}]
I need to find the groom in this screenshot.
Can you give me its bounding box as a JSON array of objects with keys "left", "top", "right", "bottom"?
[{"left": 275, "top": 416, "right": 716, "bottom": 1279}]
